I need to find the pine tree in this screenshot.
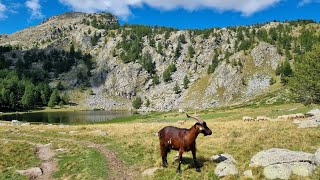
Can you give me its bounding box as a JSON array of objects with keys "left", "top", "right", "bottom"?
[
  {"left": 21, "top": 82, "right": 35, "bottom": 108},
  {"left": 132, "top": 97, "right": 142, "bottom": 109},
  {"left": 173, "top": 82, "right": 181, "bottom": 94},
  {"left": 188, "top": 45, "right": 195, "bottom": 58},
  {"left": 183, "top": 75, "right": 190, "bottom": 89},
  {"left": 48, "top": 89, "right": 59, "bottom": 108},
  {"left": 289, "top": 44, "right": 320, "bottom": 104}
]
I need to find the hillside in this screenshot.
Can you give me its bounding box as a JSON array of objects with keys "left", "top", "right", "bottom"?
[{"left": 0, "top": 12, "right": 319, "bottom": 111}]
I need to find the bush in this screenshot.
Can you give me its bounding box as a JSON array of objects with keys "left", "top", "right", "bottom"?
[{"left": 132, "top": 97, "right": 142, "bottom": 109}]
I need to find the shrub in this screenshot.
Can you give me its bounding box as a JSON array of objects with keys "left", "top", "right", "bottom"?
[{"left": 132, "top": 97, "right": 142, "bottom": 109}]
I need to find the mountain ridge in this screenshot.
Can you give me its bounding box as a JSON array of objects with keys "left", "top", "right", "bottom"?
[{"left": 0, "top": 12, "right": 319, "bottom": 111}]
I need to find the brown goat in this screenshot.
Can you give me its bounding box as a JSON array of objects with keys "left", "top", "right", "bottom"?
[{"left": 158, "top": 114, "right": 212, "bottom": 173}]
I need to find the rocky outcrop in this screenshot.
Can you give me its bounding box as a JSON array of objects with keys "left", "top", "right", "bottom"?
[
  {"left": 250, "top": 148, "right": 318, "bottom": 179},
  {"left": 251, "top": 42, "right": 282, "bottom": 69}
]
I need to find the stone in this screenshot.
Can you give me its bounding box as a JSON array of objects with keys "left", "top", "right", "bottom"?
[
  {"left": 21, "top": 123, "right": 31, "bottom": 126},
  {"left": 290, "top": 162, "right": 315, "bottom": 177},
  {"left": 258, "top": 129, "right": 266, "bottom": 132},
  {"left": 142, "top": 167, "right": 161, "bottom": 176},
  {"left": 243, "top": 170, "right": 253, "bottom": 179},
  {"left": 306, "top": 109, "right": 320, "bottom": 117},
  {"left": 100, "top": 132, "right": 108, "bottom": 136},
  {"left": 263, "top": 164, "right": 292, "bottom": 180},
  {"left": 298, "top": 119, "right": 320, "bottom": 129},
  {"left": 211, "top": 153, "right": 236, "bottom": 163},
  {"left": 214, "top": 161, "right": 238, "bottom": 177},
  {"left": 11, "top": 120, "right": 20, "bottom": 125},
  {"left": 249, "top": 148, "right": 315, "bottom": 167},
  {"left": 315, "top": 148, "right": 320, "bottom": 166},
  {"left": 16, "top": 167, "right": 42, "bottom": 177}
]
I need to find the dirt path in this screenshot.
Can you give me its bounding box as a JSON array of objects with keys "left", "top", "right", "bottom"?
[
  {"left": 85, "top": 142, "right": 135, "bottom": 180},
  {"left": 36, "top": 143, "right": 58, "bottom": 180}
]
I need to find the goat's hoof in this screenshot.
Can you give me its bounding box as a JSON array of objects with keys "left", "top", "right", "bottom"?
[
  {"left": 196, "top": 168, "right": 201, "bottom": 172},
  {"left": 176, "top": 169, "right": 181, "bottom": 174}
]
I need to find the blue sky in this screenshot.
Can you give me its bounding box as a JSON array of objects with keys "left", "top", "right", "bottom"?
[{"left": 0, "top": 0, "right": 319, "bottom": 34}]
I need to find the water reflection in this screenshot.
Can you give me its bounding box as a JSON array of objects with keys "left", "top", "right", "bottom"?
[{"left": 0, "top": 111, "right": 133, "bottom": 124}]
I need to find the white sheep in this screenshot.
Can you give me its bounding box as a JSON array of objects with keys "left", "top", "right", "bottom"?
[
  {"left": 256, "top": 116, "right": 271, "bottom": 121},
  {"left": 243, "top": 116, "right": 254, "bottom": 122}
]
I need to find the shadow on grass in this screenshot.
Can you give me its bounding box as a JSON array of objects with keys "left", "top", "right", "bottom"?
[{"left": 172, "top": 156, "right": 208, "bottom": 170}]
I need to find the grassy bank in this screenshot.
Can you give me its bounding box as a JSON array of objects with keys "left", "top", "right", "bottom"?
[{"left": 0, "top": 103, "right": 319, "bottom": 179}]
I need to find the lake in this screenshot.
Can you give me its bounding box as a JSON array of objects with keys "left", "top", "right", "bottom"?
[{"left": 0, "top": 111, "right": 134, "bottom": 124}]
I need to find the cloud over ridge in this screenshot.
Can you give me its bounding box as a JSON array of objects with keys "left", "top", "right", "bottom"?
[
  {"left": 26, "top": 0, "right": 44, "bottom": 19},
  {"left": 59, "top": 0, "right": 282, "bottom": 18},
  {"left": 0, "top": 1, "right": 7, "bottom": 19}
]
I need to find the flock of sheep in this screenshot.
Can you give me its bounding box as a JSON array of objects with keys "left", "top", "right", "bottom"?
[
  {"left": 175, "top": 113, "right": 308, "bottom": 124},
  {"left": 242, "top": 113, "right": 306, "bottom": 122}
]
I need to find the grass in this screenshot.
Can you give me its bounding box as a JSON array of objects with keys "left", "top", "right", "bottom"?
[
  {"left": 0, "top": 103, "right": 319, "bottom": 179},
  {"left": 54, "top": 147, "right": 108, "bottom": 180},
  {"left": 0, "top": 141, "right": 40, "bottom": 180}
]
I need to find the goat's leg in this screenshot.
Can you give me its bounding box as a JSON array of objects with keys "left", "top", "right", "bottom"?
[
  {"left": 176, "top": 149, "right": 183, "bottom": 173},
  {"left": 160, "top": 143, "right": 168, "bottom": 168},
  {"left": 192, "top": 148, "right": 201, "bottom": 172}
]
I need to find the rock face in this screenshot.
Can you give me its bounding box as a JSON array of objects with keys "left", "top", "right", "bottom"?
[
  {"left": 250, "top": 148, "right": 317, "bottom": 179},
  {"left": 212, "top": 154, "right": 238, "bottom": 177}
]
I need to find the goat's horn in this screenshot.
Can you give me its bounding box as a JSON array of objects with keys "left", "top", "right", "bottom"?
[{"left": 186, "top": 113, "right": 203, "bottom": 123}]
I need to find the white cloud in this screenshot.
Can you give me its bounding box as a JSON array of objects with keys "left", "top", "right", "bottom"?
[
  {"left": 298, "top": 0, "right": 320, "bottom": 6},
  {"left": 25, "top": 0, "right": 44, "bottom": 19},
  {"left": 0, "top": 1, "right": 7, "bottom": 19},
  {"left": 59, "top": 0, "right": 282, "bottom": 18}
]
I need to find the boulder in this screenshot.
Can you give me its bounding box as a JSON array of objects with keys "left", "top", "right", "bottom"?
[
  {"left": 16, "top": 167, "right": 42, "bottom": 177},
  {"left": 243, "top": 170, "right": 253, "bottom": 179},
  {"left": 263, "top": 164, "right": 292, "bottom": 180},
  {"left": 250, "top": 148, "right": 315, "bottom": 167},
  {"left": 290, "top": 162, "right": 315, "bottom": 177},
  {"left": 11, "top": 120, "right": 20, "bottom": 125},
  {"left": 306, "top": 109, "right": 320, "bottom": 117},
  {"left": 211, "top": 153, "right": 236, "bottom": 163},
  {"left": 315, "top": 148, "right": 320, "bottom": 166},
  {"left": 214, "top": 160, "right": 238, "bottom": 177},
  {"left": 298, "top": 119, "right": 320, "bottom": 129},
  {"left": 142, "top": 167, "right": 161, "bottom": 176}
]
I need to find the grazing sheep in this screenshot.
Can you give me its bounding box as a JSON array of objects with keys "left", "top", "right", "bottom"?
[
  {"left": 295, "top": 113, "right": 305, "bottom": 118},
  {"left": 256, "top": 116, "right": 271, "bottom": 121},
  {"left": 243, "top": 116, "right": 254, "bottom": 122}
]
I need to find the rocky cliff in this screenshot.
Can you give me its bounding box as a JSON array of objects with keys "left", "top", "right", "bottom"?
[{"left": 1, "top": 12, "right": 317, "bottom": 111}]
